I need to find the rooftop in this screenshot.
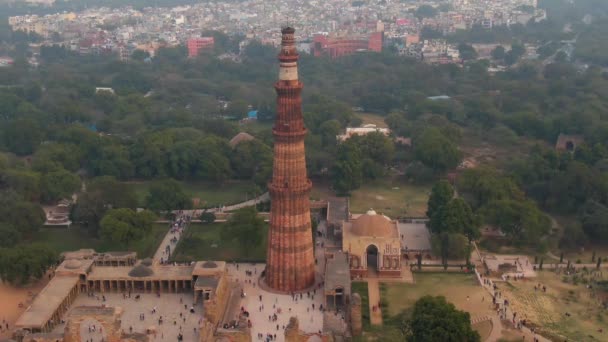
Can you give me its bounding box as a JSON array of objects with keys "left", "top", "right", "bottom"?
[
  {"left": 87, "top": 265, "right": 194, "bottom": 280},
  {"left": 324, "top": 252, "right": 351, "bottom": 292},
  {"left": 15, "top": 276, "right": 79, "bottom": 329}
]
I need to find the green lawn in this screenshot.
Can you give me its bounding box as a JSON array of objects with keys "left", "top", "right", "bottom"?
[
  {"left": 33, "top": 224, "right": 168, "bottom": 259},
  {"left": 125, "top": 180, "right": 257, "bottom": 208},
  {"left": 171, "top": 223, "right": 267, "bottom": 262},
  {"left": 382, "top": 273, "right": 492, "bottom": 319},
  {"left": 352, "top": 282, "right": 371, "bottom": 330},
  {"left": 349, "top": 177, "right": 430, "bottom": 218}
]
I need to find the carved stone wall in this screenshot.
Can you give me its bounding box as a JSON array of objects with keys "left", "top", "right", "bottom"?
[{"left": 203, "top": 274, "right": 229, "bottom": 325}]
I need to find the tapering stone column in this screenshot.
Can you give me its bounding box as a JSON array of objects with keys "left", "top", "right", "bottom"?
[{"left": 264, "top": 27, "right": 315, "bottom": 292}]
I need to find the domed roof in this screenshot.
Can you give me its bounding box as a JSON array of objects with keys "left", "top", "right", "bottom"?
[
  {"left": 128, "top": 265, "right": 154, "bottom": 277},
  {"left": 64, "top": 259, "right": 82, "bottom": 269},
  {"left": 350, "top": 210, "right": 396, "bottom": 237},
  {"left": 202, "top": 261, "right": 218, "bottom": 268}
]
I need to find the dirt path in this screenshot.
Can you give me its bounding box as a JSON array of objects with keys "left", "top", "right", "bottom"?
[
  {"left": 0, "top": 276, "right": 51, "bottom": 339},
  {"left": 367, "top": 279, "right": 383, "bottom": 326}
]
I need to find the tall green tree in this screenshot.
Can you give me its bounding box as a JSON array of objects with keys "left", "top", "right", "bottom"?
[
  {"left": 99, "top": 208, "right": 156, "bottom": 247},
  {"left": 480, "top": 199, "right": 550, "bottom": 245},
  {"left": 39, "top": 168, "right": 80, "bottom": 203},
  {"left": 145, "top": 178, "right": 192, "bottom": 213},
  {"left": 0, "top": 244, "right": 58, "bottom": 285},
  {"left": 414, "top": 128, "right": 462, "bottom": 174},
  {"left": 220, "top": 207, "right": 265, "bottom": 256},
  {"left": 427, "top": 180, "right": 454, "bottom": 218}
]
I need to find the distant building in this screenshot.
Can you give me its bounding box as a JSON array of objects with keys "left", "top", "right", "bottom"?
[
  {"left": 312, "top": 32, "right": 383, "bottom": 59},
  {"left": 95, "top": 87, "right": 115, "bottom": 95},
  {"left": 337, "top": 124, "right": 390, "bottom": 142},
  {"left": 555, "top": 134, "right": 584, "bottom": 152},
  {"left": 0, "top": 57, "right": 14, "bottom": 67},
  {"left": 229, "top": 132, "right": 255, "bottom": 148},
  {"left": 187, "top": 37, "right": 215, "bottom": 58}
]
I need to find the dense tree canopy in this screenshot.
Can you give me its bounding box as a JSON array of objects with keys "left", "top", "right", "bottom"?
[
  {"left": 220, "top": 207, "right": 265, "bottom": 256},
  {"left": 145, "top": 178, "right": 192, "bottom": 213},
  {"left": 406, "top": 296, "right": 480, "bottom": 342},
  {"left": 99, "top": 208, "right": 156, "bottom": 247}
]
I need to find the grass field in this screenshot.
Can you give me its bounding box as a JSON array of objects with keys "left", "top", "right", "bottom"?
[
  {"left": 382, "top": 273, "right": 493, "bottom": 319},
  {"left": 349, "top": 177, "right": 430, "bottom": 218},
  {"left": 381, "top": 273, "right": 495, "bottom": 340},
  {"left": 355, "top": 112, "right": 388, "bottom": 128},
  {"left": 352, "top": 282, "right": 371, "bottom": 330},
  {"left": 34, "top": 224, "right": 168, "bottom": 258},
  {"left": 501, "top": 270, "right": 607, "bottom": 342},
  {"left": 125, "top": 180, "right": 256, "bottom": 208},
  {"left": 172, "top": 223, "right": 267, "bottom": 262}
]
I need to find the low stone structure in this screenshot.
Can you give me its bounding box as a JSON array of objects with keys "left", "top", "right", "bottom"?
[{"left": 13, "top": 251, "right": 235, "bottom": 341}]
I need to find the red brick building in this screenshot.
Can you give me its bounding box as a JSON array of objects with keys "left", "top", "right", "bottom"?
[
  {"left": 312, "top": 32, "right": 383, "bottom": 58},
  {"left": 187, "top": 37, "right": 214, "bottom": 58}
]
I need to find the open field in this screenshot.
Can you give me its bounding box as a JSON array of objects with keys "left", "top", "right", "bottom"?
[
  {"left": 125, "top": 180, "right": 255, "bottom": 208},
  {"left": 500, "top": 270, "right": 607, "bottom": 342},
  {"left": 382, "top": 273, "right": 493, "bottom": 318},
  {"left": 349, "top": 177, "right": 430, "bottom": 218},
  {"left": 172, "top": 223, "right": 267, "bottom": 262},
  {"left": 32, "top": 224, "right": 168, "bottom": 258},
  {"left": 351, "top": 282, "right": 371, "bottom": 330},
  {"left": 355, "top": 112, "right": 388, "bottom": 128}
]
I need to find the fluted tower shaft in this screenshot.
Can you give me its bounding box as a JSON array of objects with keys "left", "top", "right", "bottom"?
[{"left": 265, "top": 27, "right": 315, "bottom": 292}]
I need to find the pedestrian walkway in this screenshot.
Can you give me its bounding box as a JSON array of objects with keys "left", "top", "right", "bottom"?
[
  {"left": 367, "top": 279, "right": 382, "bottom": 326},
  {"left": 152, "top": 216, "right": 189, "bottom": 265}
]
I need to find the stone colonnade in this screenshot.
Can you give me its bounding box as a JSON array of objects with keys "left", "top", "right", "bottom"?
[
  {"left": 87, "top": 279, "right": 193, "bottom": 293},
  {"left": 41, "top": 283, "right": 79, "bottom": 333}
]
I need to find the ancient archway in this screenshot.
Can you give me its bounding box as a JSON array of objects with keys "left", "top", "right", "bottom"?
[
  {"left": 366, "top": 245, "right": 379, "bottom": 273},
  {"left": 565, "top": 140, "right": 575, "bottom": 151}
]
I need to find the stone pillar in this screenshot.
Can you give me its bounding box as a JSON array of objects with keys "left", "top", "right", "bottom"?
[{"left": 351, "top": 293, "right": 362, "bottom": 337}]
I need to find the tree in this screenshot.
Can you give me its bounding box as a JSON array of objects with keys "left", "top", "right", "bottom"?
[
  {"left": 431, "top": 233, "right": 471, "bottom": 261},
  {"left": 414, "top": 128, "right": 462, "bottom": 174},
  {"left": 579, "top": 200, "right": 608, "bottom": 240},
  {"left": 429, "top": 198, "right": 480, "bottom": 241},
  {"left": 406, "top": 296, "right": 480, "bottom": 342},
  {"left": 0, "top": 201, "right": 46, "bottom": 237},
  {"left": 427, "top": 180, "right": 454, "bottom": 219},
  {"left": 72, "top": 177, "right": 138, "bottom": 234},
  {"left": 480, "top": 199, "right": 550, "bottom": 245},
  {"left": 100, "top": 208, "right": 156, "bottom": 247},
  {"left": 0, "top": 224, "right": 21, "bottom": 247},
  {"left": 200, "top": 211, "right": 216, "bottom": 224},
  {"left": 415, "top": 5, "right": 438, "bottom": 19},
  {"left": 145, "top": 179, "right": 192, "bottom": 213},
  {"left": 332, "top": 141, "right": 363, "bottom": 195},
  {"left": 39, "top": 168, "right": 80, "bottom": 203},
  {"left": 0, "top": 244, "right": 58, "bottom": 285},
  {"left": 2, "top": 119, "right": 43, "bottom": 156},
  {"left": 220, "top": 207, "right": 264, "bottom": 256},
  {"left": 458, "top": 43, "right": 478, "bottom": 61},
  {"left": 491, "top": 45, "right": 506, "bottom": 60}
]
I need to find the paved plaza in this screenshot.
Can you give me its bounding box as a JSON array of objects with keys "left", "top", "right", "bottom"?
[
  {"left": 228, "top": 263, "right": 324, "bottom": 342},
  {"left": 52, "top": 293, "right": 202, "bottom": 341}
]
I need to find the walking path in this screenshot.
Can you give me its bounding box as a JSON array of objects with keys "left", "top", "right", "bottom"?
[
  {"left": 152, "top": 216, "right": 189, "bottom": 265},
  {"left": 367, "top": 279, "right": 382, "bottom": 326}
]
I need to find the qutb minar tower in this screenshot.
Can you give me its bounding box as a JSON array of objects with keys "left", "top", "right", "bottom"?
[{"left": 264, "top": 27, "right": 316, "bottom": 292}]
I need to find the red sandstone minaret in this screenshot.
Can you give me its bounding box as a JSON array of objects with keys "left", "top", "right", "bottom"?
[{"left": 264, "top": 27, "right": 315, "bottom": 292}]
